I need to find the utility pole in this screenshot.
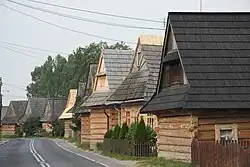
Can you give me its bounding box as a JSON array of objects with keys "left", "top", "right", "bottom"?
[{"left": 0, "top": 77, "right": 2, "bottom": 141}]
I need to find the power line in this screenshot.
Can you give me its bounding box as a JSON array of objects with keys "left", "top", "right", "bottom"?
[
  {"left": 0, "top": 41, "right": 70, "bottom": 55},
  {"left": 0, "top": 45, "right": 44, "bottom": 61},
  {"left": 3, "top": 83, "right": 26, "bottom": 89},
  {"left": 1, "top": 43, "right": 37, "bottom": 54},
  {"left": 7, "top": 0, "right": 164, "bottom": 31},
  {"left": 26, "top": 0, "right": 162, "bottom": 23},
  {"left": 1, "top": 4, "right": 137, "bottom": 44}
]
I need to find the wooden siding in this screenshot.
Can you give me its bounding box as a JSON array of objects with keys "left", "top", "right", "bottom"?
[
  {"left": 2, "top": 124, "right": 16, "bottom": 135},
  {"left": 197, "top": 111, "right": 250, "bottom": 142},
  {"left": 158, "top": 115, "right": 193, "bottom": 162},
  {"left": 80, "top": 114, "right": 90, "bottom": 143},
  {"left": 64, "top": 119, "right": 73, "bottom": 138},
  {"left": 90, "top": 108, "right": 118, "bottom": 150}
]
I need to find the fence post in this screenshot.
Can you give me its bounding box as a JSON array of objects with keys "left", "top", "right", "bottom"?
[{"left": 191, "top": 138, "right": 200, "bottom": 167}]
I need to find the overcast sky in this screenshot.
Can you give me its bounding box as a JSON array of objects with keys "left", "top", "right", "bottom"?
[{"left": 0, "top": 0, "right": 249, "bottom": 106}]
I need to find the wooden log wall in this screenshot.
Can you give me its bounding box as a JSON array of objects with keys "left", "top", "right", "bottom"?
[
  {"left": 2, "top": 124, "right": 16, "bottom": 135},
  {"left": 80, "top": 114, "right": 90, "bottom": 143}
]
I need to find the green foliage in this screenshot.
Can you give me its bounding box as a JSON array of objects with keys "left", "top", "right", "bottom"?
[
  {"left": 70, "top": 113, "right": 81, "bottom": 132},
  {"left": 125, "top": 122, "right": 138, "bottom": 141},
  {"left": 26, "top": 42, "right": 131, "bottom": 98},
  {"left": 96, "top": 142, "right": 103, "bottom": 151},
  {"left": 119, "top": 122, "right": 129, "bottom": 139},
  {"left": 145, "top": 125, "right": 157, "bottom": 143},
  {"left": 52, "top": 120, "right": 64, "bottom": 137},
  {"left": 79, "top": 141, "right": 90, "bottom": 150},
  {"left": 15, "top": 126, "right": 23, "bottom": 137},
  {"left": 104, "top": 129, "right": 113, "bottom": 139},
  {"left": 22, "top": 117, "right": 42, "bottom": 137},
  {"left": 112, "top": 125, "right": 121, "bottom": 139},
  {"left": 134, "top": 117, "right": 148, "bottom": 142}
]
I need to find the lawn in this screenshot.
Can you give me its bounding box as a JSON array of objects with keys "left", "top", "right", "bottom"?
[{"left": 136, "top": 157, "right": 191, "bottom": 167}]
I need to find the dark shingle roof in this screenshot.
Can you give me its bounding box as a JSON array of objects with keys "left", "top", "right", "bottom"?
[
  {"left": 108, "top": 44, "right": 162, "bottom": 102},
  {"left": 19, "top": 98, "right": 48, "bottom": 123},
  {"left": 142, "top": 12, "right": 250, "bottom": 112},
  {"left": 1, "top": 106, "right": 8, "bottom": 120},
  {"left": 85, "top": 64, "right": 98, "bottom": 97},
  {"left": 81, "top": 49, "right": 133, "bottom": 107},
  {"left": 40, "top": 99, "right": 67, "bottom": 122},
  {"left": 2, "top": 101, "right": 27, "bottom": 124}
]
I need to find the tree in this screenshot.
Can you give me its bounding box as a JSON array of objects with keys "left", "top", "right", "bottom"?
[
  {"left": 112, "top": 125, "right": 121, "bottom": 139},
  {"left": 134, "top": 117, "right": 147, "bottom": 142},
  {"left": 26, "top": 41, "right": 131, "bottom": 98},
  {"left": 119, "top": 122, "right": 129, "bottom": 139},
  {"left": 52, "top": 120, "right": 64, "bottom": 137},
  {"left": 22, "top": 117, "right": 42, "bottom": 137}
]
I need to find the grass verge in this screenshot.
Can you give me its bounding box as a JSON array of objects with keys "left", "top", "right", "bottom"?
[{"left": 136, "top": 157, "right": 191, "bottom": 167}]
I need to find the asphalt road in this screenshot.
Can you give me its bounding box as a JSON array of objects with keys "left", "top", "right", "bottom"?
[{"left": 0, "top": 138, "right": 106, "bottom": 167}]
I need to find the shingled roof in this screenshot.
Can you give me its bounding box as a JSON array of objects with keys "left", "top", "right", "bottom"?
[
  {"left": 40, "top": 98, "right": 67, "bottom": 122},
  {"left": 108, "top": 35, "right": 163, "bottom": 102},
  {"left": 141, "top": 12, "right": 250, "bottom": 112},
  {"left": 1, "top": 106, "right": 8, "bottom": 121},
  {"left": 2, "top": 101, "right": 27, "bottom": 124},
  {"left": 81, "top": 49, "right": 133, "bottom": 107},
  {"left": 19, "top": 98, "right": 48, "bottom": 123}
]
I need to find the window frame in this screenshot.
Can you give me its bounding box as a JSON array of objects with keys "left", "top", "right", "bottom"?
[{"left": 215, "top": 124, "right": 238, "bottom": 142}]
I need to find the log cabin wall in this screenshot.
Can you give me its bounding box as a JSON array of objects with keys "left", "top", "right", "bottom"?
[
  {"left": 80, "top": 114, "right": 90, "bottom": 143},
  {"left": 158, "top": 114, "right": 193, "bottom": 162},
  {"left": 64, "top": 119, "right": 73, "bottom": 138},
  {"left": 197, "top": 110, "right": 250, "bottom": 142},
  {"left": 2, "top": 124, "right": 16, "bottom": 135}
]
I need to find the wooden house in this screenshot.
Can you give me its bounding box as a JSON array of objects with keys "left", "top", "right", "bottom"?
[
  {"left": 19, "top": 98, "right": 48, "bottom": 124},
  {"left": 41, "top": 98, "right": 67, "bottom": 132},
  {"left": 81, "top": 49, "right": 133, "bottom": 149},
  {"left": 2, "top": 101, "right": 27, "bottom": 135},
  {"left": 59, "top": 89, "right": 77, "bottom": 138},
  {"left": 107, "top": 35, "right": 163, "bottom": 130},
  {"left": 141, "top": 12, "right": 250, "bottom": 162}
]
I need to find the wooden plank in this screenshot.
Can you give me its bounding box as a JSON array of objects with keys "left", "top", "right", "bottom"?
[
  {"left": 159, "top": 116, "right": 191, "bottom": 123},
  {"left": 198, "top": 124, "right": 215, "bottom": 131},
  {"left": 238, "top": 122, "right": 250, "bottom": 130},
  {"left": 239, "top": 130, "right": 250, "bottom": 139},
  {"left": 159, "top": 129, "right": 192, "bottom": 138},
  {"left": 159, "top": 145, "right": 191, "bottom": 153},
  {"left": 91, "top": 129, "right": 107, "bottom": 134},
  {"left": 159, "top": 122, "right": 190, "bottom": 130},
  {"left": 198, "top": 131, "right": 215, "bottom": 140},
  {"left": 199, "top": 117, "right": 250, "bottom": 125},
  {"left": 158, "top": 136, "right": 191, "bottom": 146},
  {"left": 91, "top": 123, "right": 107, "bottom": 129}
]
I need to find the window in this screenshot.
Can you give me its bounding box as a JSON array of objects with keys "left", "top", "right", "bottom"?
[
  {"left": 215, "top": 124, "right": 238, "bottom": 142},
  {"left": 147, "top": 113, "right": 154, "bottom": 128},
  {"left": 169, "top": 63, "right": 183, "bottom": 86}
]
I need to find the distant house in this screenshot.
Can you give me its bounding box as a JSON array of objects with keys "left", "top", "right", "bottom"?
[
  {"left": 1, "top": 106, "right": 8, "bottom": 121},
  {"left": 19, "top": 98, "right": 48, "bottom": 124},
  {"left": 41, "top": 98, "right": 67, "bottom": 132},
  {"left": 107, "top": 35, "right": 163, "bottom": 130},
  {"left": 2, "top": 101, "right": 27, "bottom": 135},
  {"left": 81, "top": 49, "right": 133, "bottom": 149},
  {"left": 141, "top": 12, "right": 250, "bottom": 162},
  {"left": 59, "top": 89, "right": 77, "bottom": 138}
]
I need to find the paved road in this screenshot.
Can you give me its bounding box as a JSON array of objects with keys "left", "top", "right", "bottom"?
[{"left": 0, "top": 138, "right": 107, "bottom": 167}]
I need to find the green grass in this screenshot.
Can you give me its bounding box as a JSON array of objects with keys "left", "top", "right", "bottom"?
[
  {"left": 137, "top": 157, "right": 191, "bottom": 167},
  {"left": 101, "top": 152, "right": 148, "bottom": 160}
]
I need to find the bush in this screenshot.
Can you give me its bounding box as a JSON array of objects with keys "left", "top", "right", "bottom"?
[
  {"left": 134, "top": 117, "right": 147, "bottom": 142},
  {"left": 145, "top": 125, "right": 157, "bottom": 143},
  {"left": 111, "top": 125, "right": 121, "bottom": 139},
  {"left": 119, "top": 122, "right": 129, "bottom": 139},
  {"left": 104, "top": 129, "right": 113, "bottom": 138},
  {"left": 79, "top": 141, "right": 90, "bottom": 150},
  {"left": 52, "top": 120, "right": 65, "bottom": 137},
  {"left": 96, "top": 142, "right": 103, "bottom": 151},
  {"left": 23, "top": 117, "right": 42, "bottom": 137},
  {"left": 125, "top": 122, "right": 138, "bottom": 141},
  {"left": 15, "top": 127, "right": 23, "bottom": 137}
]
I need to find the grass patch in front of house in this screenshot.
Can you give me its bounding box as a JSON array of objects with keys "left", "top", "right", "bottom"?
[
  {"left": 101, "top": 152, "right": 149, "bottom": 161},
  {"left": 136, "top": 157, "right": 191, "bottom": 167}
]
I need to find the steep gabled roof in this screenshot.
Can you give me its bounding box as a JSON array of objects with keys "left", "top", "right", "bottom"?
[
  {"left": 141, "top": 12, "right": 250, "bottom": 112},
  {"left": 1, "top": 106, "right": 8, "bottom": 120},
  {"left": 81, "top": 49, "right": 133, "bottom": 107},
  {"left": 108, "top": 35, "right": 163, "bottom": 102},
  {"left": 59, "top": 89, "right": 77, "bottom": 119},
  {"left": 41, "top": 98, "right": 67, "bottom": 122},
  {"left": 19, "top": 98, "right": 48, "bottom": 123},
  {"left": 2, "top": 101, "right": 27, "bottom": 124}
]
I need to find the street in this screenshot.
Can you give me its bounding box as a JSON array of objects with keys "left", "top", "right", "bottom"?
[{"left": 0, "top": 138, "right": 107, "bottom": 167}]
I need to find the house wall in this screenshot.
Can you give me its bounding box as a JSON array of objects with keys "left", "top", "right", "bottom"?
[
  {"left": 90, "top": 108, "right": 118, "bottom": 150},
  {"left": 197, "top": 110, "right": 250, "bottom": 142},
  {"left": 2, "top": 124, "right": 16, "bottom": 135},
  {"left": 80, "top": 114, "right": 91, "bottom": 143},
  {"left": 64, "top": 119, "right": 73, "bottom": 138},
  {"left": 157, "top": 114, "right": 193, "bottom": 162},
  {"left": 42, "top": 122, "right": 52, "bottom": 132},
  {"left": 121, "top": 104, "right": 158, "bottom": 130}
]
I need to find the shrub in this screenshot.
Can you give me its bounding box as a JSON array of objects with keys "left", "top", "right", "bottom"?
[
  {"left": 119, "top": 122, "right": 129, "bottom": 139},
  {"left": 125, "top": 122, "right": 138, "bottom": 141},
  {"left": 52, "top": 120, "right": 65, "bottom": 137},
  {"left": 22, "top": 117, "right": 42, "bottom": 137},
  {"left": 111, "top": 125, "right": 121, "bottom": 139},
  {"left": 79, "top": 141, "right": 90, "bottom": 150},
  {"left": 96, "top": 142, "right": 103, "bottom": 151},
  {"left": 15, "top": 127, "right": 23, "bottom": 137},
  {"left": 134, "top": 117, "right": 147, "bottom": 142},
  {"left": 145, "top": 125, "right": 157, "bottom": 143},
  {"left": 104, "top": 129, "right": 113, "bottom": 139}
]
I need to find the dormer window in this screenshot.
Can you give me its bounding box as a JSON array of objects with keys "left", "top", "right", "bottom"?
[{"left": 168, "top": 62, "right": 183, "bottom": 87}]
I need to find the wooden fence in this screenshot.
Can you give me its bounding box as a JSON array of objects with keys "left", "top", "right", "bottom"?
[
  {"left": 102, "top": 139, "right": 157, "bottom": 157},
  {"left": 191, "top": 139, "right": 250, "bottom": 167}
]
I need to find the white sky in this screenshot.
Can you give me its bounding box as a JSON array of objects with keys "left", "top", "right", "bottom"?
[{"left": 0, "top": 0, "right": 250, "bottom": 105}]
